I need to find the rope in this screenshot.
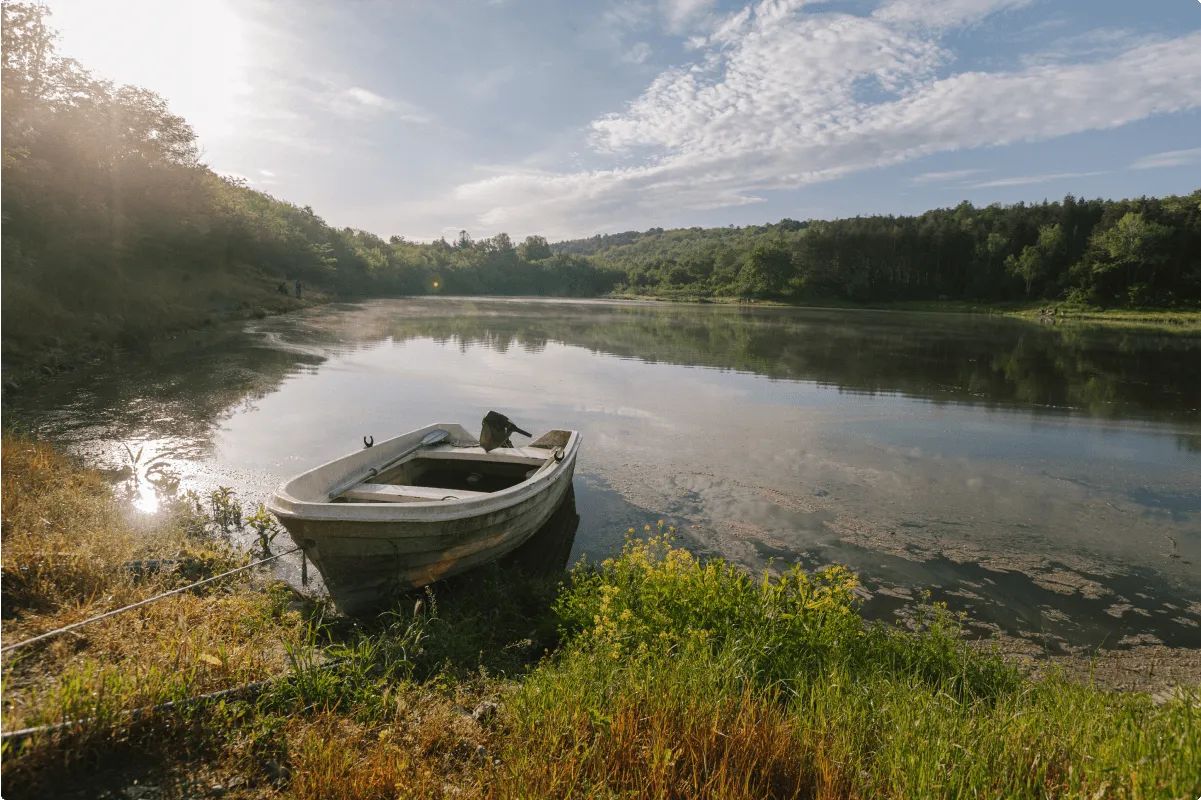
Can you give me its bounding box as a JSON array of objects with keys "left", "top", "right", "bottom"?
[
  {"left": 0, "top": 656, "right": 344, "bottom": 742},
  {"left": 0, "top": 676, "right": 275, "bottom": 742},
  {"left": 0, "top": 545, "right": 302, "bottom": 655}
]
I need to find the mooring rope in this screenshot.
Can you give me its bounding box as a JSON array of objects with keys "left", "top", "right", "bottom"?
[
  {"left": 0, "top": 545, "right": 303, "bottom": 655},
  {"left": 0, "top": 676, "right": 276, "bottom": 742},
  {"left": 0, "top": 655, "right": 345, "bottom": 742}
]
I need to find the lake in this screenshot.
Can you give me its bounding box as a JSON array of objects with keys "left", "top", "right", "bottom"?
[{"left": 9, "top": 297, "right": 1201, "bottom": 652}]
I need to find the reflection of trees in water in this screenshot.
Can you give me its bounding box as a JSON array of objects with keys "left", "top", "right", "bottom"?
[
  {"left": 12, "top": 300, "right": 1198, "bottom": 448},
  {"left": 336, "top": 301, "right": 1200, "bottom": 423},
  {"left": 5, "top": 325, "right": 330, "bottom": 446}
]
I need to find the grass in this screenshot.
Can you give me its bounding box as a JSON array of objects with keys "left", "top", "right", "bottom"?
[
  {"left": 1, "top": 268, "right": 321, "bottom": 386},
  {"left": 2, "top": 438, "right": 1198, "bottom": 798}
]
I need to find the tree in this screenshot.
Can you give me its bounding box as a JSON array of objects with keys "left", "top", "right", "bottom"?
[
  {"left": 489, "top": 232, "right": 514, "bottom": 253},
  {"left": 518, "top": 234, "right": 552, "bottom": 261},
  {"left": 737, "top": 243, "right": 793, "bottom": 298},
  {"left": 1006, "top": 223, "right": 1064, "bottom": 297},
  {"left": 1089, "top": 212, "right": 1169, "bottom": 276}
]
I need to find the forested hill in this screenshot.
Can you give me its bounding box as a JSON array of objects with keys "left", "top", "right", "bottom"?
[
  {"left": 554, "top": 195, "right": 1201, "bottom": 305},
  {"left": 0, "top": 2, "right": 612, "bottom": 373},
  {"left": 3, "top": 2, "right": 1199, "bottom": 376}
]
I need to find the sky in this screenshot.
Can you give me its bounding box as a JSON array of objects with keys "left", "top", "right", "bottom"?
[{"left": 44, "top": 0, "right": 1201, "bottom": 242}]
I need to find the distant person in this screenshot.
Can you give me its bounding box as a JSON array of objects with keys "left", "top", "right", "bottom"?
[
  {"left": 294, "top": 279, "right": 303, "bottom": 298},
  {"left": 278, "top": 281, "right": 288, "bottom": 295}
]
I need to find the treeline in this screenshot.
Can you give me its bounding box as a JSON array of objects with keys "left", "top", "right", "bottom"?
[
  {"left": 1, "top": 3, "right": 611, "bottom": 368},
  {"left": 558, "top": 194, "right": 1201, "bottom": 306},
  {"left": 3, "top": 2, "right": 1198, "bottom": 373}
]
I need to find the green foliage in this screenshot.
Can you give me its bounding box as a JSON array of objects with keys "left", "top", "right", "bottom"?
[
  {"left": 737, "top": 242, "right": 794, "bottom": 298},
  {"left": 0, "top": 2, "right": 618, "bottom": 371},
  {"left": 504, "top": 535, "right": 1200, "bottom": 798},
  {"left": 556, "top": 532, "right": 1018, "bottom": 698},
  {"left": 246, "top": 503, "right": 282, "bottom": 557},
  {"left": 560, "top": 193, "right": 1201, "bottom": 307},
  {"left": 3, "top": 1, "right": 1195, "bottom": 379},
  {"left": 1006, "top": 222, "right": 1066, "bottom": 296},
  {"left": 5, "top": 448, "right": 1198, "bottom": 799},
  {"left": 207, "top": 486, "right": 243, "bottom": 536},
  {"left": 517, "top": 234, "right": 552, "bottom": 261}
]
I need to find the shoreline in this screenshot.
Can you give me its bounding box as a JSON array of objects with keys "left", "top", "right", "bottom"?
[
  {"left": 8, "top": 292, "right": 1199, "bottom": 391},
  {"left": 2, "top": 436, "right": 1198, "bottom": 797},
  {"left": 1, "top": 286, "right": 327, "bottom": 394},
  {"left": 605, "top": 293, "right": 1201, "bottom": 331}
]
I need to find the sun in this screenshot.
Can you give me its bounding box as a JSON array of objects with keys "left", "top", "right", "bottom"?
[{"left": 43, "top": 0, "right": 252, "bottom": 145}]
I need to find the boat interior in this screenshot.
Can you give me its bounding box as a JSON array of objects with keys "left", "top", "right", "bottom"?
[{"left": 334, "top": 431, "right": 570, "bottom": 504}]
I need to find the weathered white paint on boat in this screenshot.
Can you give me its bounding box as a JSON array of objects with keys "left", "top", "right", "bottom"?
[{"left": 269, "top": 423, "right": 579, "bottom": 615}]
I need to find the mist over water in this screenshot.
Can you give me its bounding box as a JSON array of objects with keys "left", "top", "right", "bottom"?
[{"left": 10, "top": 298, "right": 1201, "bottom": 651}]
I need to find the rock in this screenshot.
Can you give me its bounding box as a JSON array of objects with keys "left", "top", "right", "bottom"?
[
  {"left": 209, "top": 785, "right": 226, "bottom": 797},
  {"left": 471, "top": 701, "right": 499, "bottom": 724},
  {"left": 263, "top": 759, "right": 292, "bottom": 785}
]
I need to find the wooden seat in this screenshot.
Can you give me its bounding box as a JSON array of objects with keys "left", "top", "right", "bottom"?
[{"left": 341, "top": 483, "right": 489, "bottom": 503}]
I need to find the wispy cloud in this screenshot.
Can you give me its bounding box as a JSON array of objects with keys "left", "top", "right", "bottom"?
[
  {"left": 661, "top": 0, "right": 717, "bottom": 33},
  {"left": 911, "top": 168, "right": 985, "bottom": 184},
  {"left": 1129, "top": 147, "right": 1201, "bottom": 170},
  {"left": 622, "top": 41, "right": 653, "bottom": 64},
  {"left": 344, "top": 86, "right": 393, "bottom": 110},
  {"left": 325, "top": 85, "right": 431, "bottom": 123},
  {"left": 874, "top": 0, "right": 1032, "bottom": 29},
  {"left": 1019, "top": 27, "right": 1162, "bottom": 68},
  {"left": 433, "top": 0, "right": 1201, "bottom": 238},
  {"left": 972, "top": 171, "right": 1107, "bottom": 188}
]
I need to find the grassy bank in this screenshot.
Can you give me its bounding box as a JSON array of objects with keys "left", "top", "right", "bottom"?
[
  {"left": 1, "top": 271, "right": 324, "bottom": 387},
  {"left": 608, "top": 293, "right": 1201, "bottom": 332},
  {"left": 2, "top": 437, "right": 1198, "bottom": 799}
]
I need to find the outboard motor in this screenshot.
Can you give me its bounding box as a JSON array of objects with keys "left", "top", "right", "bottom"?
[{"left": 480, "top": 410, "right": 531, "bottom": 452}]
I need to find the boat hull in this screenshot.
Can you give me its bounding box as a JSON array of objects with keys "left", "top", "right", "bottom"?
[{"left": 269, "top": 423, "right": 580, "bottom": 615}]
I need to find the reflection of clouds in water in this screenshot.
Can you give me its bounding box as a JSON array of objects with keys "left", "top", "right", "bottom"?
[{"left": 570, "top": 404, "right": 656, "bottom": 420}]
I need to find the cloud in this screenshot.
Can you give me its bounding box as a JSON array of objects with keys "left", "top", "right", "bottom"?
[
  {"left": 428, "top": 1, "right": 1201, "bottom": 239},
  {"left": 873, "top": 0, "right": 1032, "bottom": 29},
  {"left": 344, "top": 86, "right": 394, "bottom": 110},
  {"left": 1019, "top": 27, "right": 1162, "bottom": 68},
  {"left": 972, "top": 171, "right": 1106, "bottom": 188},
  {"left": 661, "top": 0, "right": 717, "bottom": 33},
  {"left": 622, "top": 41, "right": 653, "bottom": 64},
  {"left": 1129, "top": 147, "right": 1201, "bottom": 170},
  {"left": 911, "top": 168, "right": 985, "bottom": 184},
  {"left": 324, "top": 85, "right": 431, "bottom": 123}
]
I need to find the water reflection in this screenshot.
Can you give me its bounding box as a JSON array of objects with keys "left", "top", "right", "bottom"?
[
  {"left": 6, "top": 298, "right": 1200, "bottom": 650},
  {"left": 500, "top": 486, "right": 580, "bottom": 578},
  {"left": 290, "top": 299, "right": 1200, "bottom": 423}
]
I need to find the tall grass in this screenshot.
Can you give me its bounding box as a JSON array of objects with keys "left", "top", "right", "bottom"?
[
  {"left": 494, "top": 534, "right": 1200, "bottom": 799},
  {"left": 1, "top": 437, "right": 312, "bottom": 789}
]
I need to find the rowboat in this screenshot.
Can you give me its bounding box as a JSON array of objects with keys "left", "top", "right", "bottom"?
[{"left": 269, "top": 421, "right": 580, "bottom": 615}]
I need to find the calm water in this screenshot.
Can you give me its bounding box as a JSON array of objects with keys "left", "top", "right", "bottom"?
[{"left": 9, "top": 298, "right": 1201, "bottom": 651}]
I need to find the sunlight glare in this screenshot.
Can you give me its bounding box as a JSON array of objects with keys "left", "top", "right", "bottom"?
[{"left": 45, "top": 0, "right": 252, "bottom": 146}]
